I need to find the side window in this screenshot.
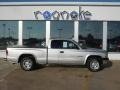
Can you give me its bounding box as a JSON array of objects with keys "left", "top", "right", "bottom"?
[
  {"left": 51, "top": 40, "right": 62, "bottom": 48},
  {"left": 51, "top": 40, "right": 79, "bottom": 49},
  {"left": 63, "top": 41, "right": 79, "bottom": 49}
]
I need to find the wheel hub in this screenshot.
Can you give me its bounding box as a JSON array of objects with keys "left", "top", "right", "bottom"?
[
  {"left": 90, "top": 60, "right": 100, "bottom": 70},
  {"left": 23, "top": 59, "right": 32, "bottom": 70}
]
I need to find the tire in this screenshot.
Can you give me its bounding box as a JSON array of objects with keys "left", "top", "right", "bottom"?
[
  {"left": 20, "top": 56, "right": 36, "bottom": 71},
  {"left": 86, "top": 57, "right": 102, "bottom": 72}
]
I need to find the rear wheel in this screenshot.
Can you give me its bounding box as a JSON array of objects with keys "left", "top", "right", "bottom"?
[
  {"left": 86, "top": 57, "right": 102, "bottom": 72},
  {"left": 20, "top": 56, "right": 36, "bottom": 71}
]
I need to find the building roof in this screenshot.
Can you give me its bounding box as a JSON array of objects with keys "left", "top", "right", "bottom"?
[
  {"left": 0, "top": 0, "right": 120, "bottom": 2},
  {"left": 0, "top": 0, "right": 120, "bottom": 6}
]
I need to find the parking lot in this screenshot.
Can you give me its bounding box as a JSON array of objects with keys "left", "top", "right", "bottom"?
[{"left": 0, "top": 59, "right": 120, "bottom": 90}]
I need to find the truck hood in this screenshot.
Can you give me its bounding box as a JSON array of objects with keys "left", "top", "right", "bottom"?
[{"left": 83, "top": 48, "right": 106, "bottom": 53}]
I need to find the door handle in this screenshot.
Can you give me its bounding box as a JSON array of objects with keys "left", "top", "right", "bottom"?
[{"left": 60, "top": 51, "right": 64, "bottom": 53}]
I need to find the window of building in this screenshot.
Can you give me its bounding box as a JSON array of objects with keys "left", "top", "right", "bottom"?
[
  {"left": 107, "top": 21, "right": 120, "bottom": 52},
  {"left": 0, "top": 21, "right": 18, "bottom": 50},
  {"left": 50, "top": 21, "right": 74, "bottom": 39},
  {"left": 23, "top": 21, "right": 46, "bottom": 48},
  {"left": 79, "top": 21, "right": 103, "bottom": 49}
]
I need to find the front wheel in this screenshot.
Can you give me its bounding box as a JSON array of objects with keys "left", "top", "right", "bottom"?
[
  {"left": 20, "top": 56, "right": 36, "bottom": 71},
  {"left": 86, "top": 57, "right": 102, "bottom": 72}
]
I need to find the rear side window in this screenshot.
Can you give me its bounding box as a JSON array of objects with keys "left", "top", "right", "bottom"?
[{"left": 51, "top": 40, "right": 62, "bottom": 48}]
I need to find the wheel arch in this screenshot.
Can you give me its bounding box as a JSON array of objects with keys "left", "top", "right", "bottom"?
[
  {"left": 18, "top": 54, "right": 36, "bottom": 63},
  {"left": 85, "top": 55, "right": 103, "bottom": 65}
]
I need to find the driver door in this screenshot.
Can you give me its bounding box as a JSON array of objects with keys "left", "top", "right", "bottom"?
[{"left": 58, "top": 40, "right": 83, "bottom": 65}]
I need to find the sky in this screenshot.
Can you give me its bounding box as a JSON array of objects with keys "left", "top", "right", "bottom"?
[{"left": 0, "top": 0, "right": 120, "bottom": 2}]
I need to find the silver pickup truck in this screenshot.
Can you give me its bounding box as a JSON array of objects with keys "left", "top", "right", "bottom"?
[{"left": 6, "top": 39, "right": 109, "bottom": 72}]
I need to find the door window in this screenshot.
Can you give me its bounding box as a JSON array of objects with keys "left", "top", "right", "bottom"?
[{"left": 51, "top": 40, "right": 79, "bottom": 49}]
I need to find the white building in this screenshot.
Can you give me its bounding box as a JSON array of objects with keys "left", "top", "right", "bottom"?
[{"left": 0, "top": 2, "right": 120, "bottom": 60}]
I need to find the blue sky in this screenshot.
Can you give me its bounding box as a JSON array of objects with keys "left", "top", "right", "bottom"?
[{"left": 0, "top": 0, "right": 120, "bottom": 2}]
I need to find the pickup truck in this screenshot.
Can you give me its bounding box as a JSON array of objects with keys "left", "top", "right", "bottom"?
[{"left": 6, "top": 39, "right": 109, "bottom": 72}]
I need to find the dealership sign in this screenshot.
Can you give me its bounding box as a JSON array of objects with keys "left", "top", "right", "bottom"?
[{"left": 34, "top": 10, "right": 92, "bottom": 20}]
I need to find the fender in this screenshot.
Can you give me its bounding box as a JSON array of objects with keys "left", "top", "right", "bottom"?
[
  {"left": 18, "top": 53, "right": 37, "bottom": 63},
  {"left": 84, "top": 54, "right": 102, "bottom": 65}
]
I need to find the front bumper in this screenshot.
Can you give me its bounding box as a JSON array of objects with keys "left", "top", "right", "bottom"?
[
  {"left": 103, "top": 58, "right": 109, "bottom": 61},
  {"left": 102, "top": 58, "right": 109, "bottom": 64}
]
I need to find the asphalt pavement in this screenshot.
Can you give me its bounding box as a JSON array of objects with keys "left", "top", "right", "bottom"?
[{"left": 0, "top": 59, "right": 120, "bottom": 90}]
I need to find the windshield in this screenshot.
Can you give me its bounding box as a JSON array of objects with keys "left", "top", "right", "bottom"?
[
  {"left": 71, "top": 40, "right": 86, "bottom": 49},
  {"left": 78, "top": 40, "right": 87, "bottom": 49}
]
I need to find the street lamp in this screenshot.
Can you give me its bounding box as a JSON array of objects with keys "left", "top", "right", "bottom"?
[
  {"left": 58, "top": 28, "right": 63, "bottom": 39},
  {"left": 109, "top": 29, "right": 112, "bottom": 40},
  {"left": 27, "top": 26, "right": 32, "bottom": 39},
  {"left": 8, "top": 28, "right": 11, "bottom": 38},
  {"left": 11, "top": 26, "right": 15, "bottom": 39},
  {"left": 12, "top": 31, "right": 15, "bottom": 39},
  {"left": 3, "top": 23, "right": 6, "bottom": 38}
]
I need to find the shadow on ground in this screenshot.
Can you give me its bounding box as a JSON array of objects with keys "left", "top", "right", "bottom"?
[
  {"left": 103, "top": 60, "right": 112, "bottom": 69},
  {"left": 33, "top": 64, "right": 86, "bottom": 71},
  {"left": 33, "top": 60, "right": 113, "bottom": 72}
]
